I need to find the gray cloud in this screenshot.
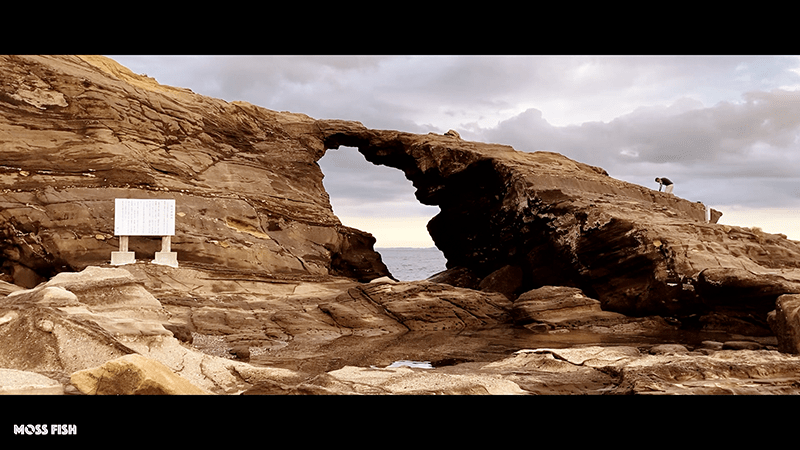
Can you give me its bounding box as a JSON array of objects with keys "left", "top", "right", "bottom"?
[
  {"left": 107, "top": 55, "right": 800, "bottom": 214},
  {"left": 320, "top": 147, "right": 413, "bottom": 203},
  {"left": 319, "top": 146, "right": 440, "bottom": 219},
  {"left": 111, "top": 55, "right": 800, "bottom": 128},
  {"left": 473, "top": 88, "right": 800, "bottom": 207}
]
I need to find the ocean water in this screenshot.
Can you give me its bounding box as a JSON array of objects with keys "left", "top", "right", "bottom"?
[{"left": 376, "top": 247, "right": 447, "bottom": 281}]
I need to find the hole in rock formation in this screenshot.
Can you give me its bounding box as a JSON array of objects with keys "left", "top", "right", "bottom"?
[
  {"left": 318, "top": 146, "right": 445, "bottom": 281},
  {"left": 318, "top": 128, "right": 553, "bottom": 298},
  {"left": 319, "top": 132, "right": 547, "bottom": 299}
]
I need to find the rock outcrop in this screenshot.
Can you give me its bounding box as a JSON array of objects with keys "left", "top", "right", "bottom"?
[
  {"left": 0, "top": 368, "right": 63, "bottom": 394},
  {"left": 312, "top": 122, "right": 800, "bottom": 335},
  {"left": 481, "top": 345, "right": 800, "bottom": 395},
  {"left": 0, "top": 257, "right": 798, "bottom": 395},
  {"left": 4, "top": 55, "right": 800, "bottom": 338},
  {"left": 70, "top": 353, "right": 212, "bottom": 395},
  {"left": 0, "top": 265, "right": 313, "bottom": 394},
  {"left": 5, "top": 55, "right": 800, "bottom": 395},
  {"left": 511, "top": 286, "right": 628, "bottom": 328},
  {"left": 769, "top": 294, "right": 800, "bottom": 354},
  {"left": 0, "top": 55, "right": 389, "bottom": 287},
  {"left": 243, "top": 345, "right": 800, "bottom": 395},
  {"left": 323, "top": 281, "right": 512, "bottom": 333},
  {"left": 0, "top": 264, "right": 522, "bottom": 393}
]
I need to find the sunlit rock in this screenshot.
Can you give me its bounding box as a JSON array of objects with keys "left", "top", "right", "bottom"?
[
  {"left": 0, "top": 55, "right": 389, "bottom": 286},
  {"left": 0, "top": 368, "right": 63, "bottom": 395},
  {"left": 70, "top": 353, "right": 212, "bottom": 395}
]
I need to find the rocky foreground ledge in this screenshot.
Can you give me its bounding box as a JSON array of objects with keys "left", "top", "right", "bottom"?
[{"left": 2, "top": 264, "right": 800, "bottom": 395}]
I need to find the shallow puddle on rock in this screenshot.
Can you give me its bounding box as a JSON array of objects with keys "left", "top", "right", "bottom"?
[
  {"left": 386, "top": 360, "right": 434, "bottom": 369},
  {"left": 248, "top": 326, "right": 772, "bottom": 376}
]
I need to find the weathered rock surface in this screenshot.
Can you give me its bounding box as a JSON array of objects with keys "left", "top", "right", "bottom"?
[
  {"left": 323, "top": 280, "right": 512, "bottom": 333},
  {"left": 0, "top": 263, "right": 797, "bottom": 395},
  {"left": 314, "top": 123, "right": 800, "bottom": 337},
  {"left": 123, "top": 264, "right": 516, "bottom": 373},
  {"left": 0, "top": 368, "right": 63, "bottom": 394},
  {"left": 4, "top": 55, "right": 800, "bottom": 394},
  {"left": 479, "top": 346, "right": 800, "bottom": 395},
  {"left": 511, "top": 286, "right": 627, "bottom": 327},
  {"left": 70, "top": 353, "right": 211, "bottom": 395},
  {"left": 0, "top": 55, "right": 389, "bottom": 287},
  {"left": 0, "top": 264, "right": 523, "bottom": 393},
  {"left": 0, "top": 280, "right": 22, "bottom": 296},
  {"left": 768, "top": 294, "right": 800, "bottom": 354},
  {"left": 0, "top": 266, "right": 314, "bottom": 394},
  {"left": 4, "top": 55, "right": 800, "bottom": 338},
  {"left": 243, "top": 344, "right": 800, "bottom": 395},
  {"left": 301, "top": 364, "right": 529, "bottom": 395}
]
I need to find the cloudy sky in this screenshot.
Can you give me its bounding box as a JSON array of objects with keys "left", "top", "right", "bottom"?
[{"left": 108, "top": 55, "right": 800, "bottom": 247}]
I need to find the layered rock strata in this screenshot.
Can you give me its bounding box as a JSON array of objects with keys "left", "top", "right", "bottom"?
[
  {"left": 314, "top": 123, "right": 799, "bottom": 314},
  {"left": 0, "top": 265, "right": 353, "bottom": 393},
  {"left": 70, "top": 354, "right": 213, "bottom": 395},
  {"left": 0, "top": 55, "right": 388, "bottom": 288},
  {"left": 3, "top": 55, "right": 800, "bottom": 349},
  {"left": 307, "top": 120, "right": 800, "bottom": 337},
  {"left": 511, "top": 285, "right": 628, "bottom": 328},
  {"left": 3, "top": 264, "right": 798, "bottom": 395},
  {"left": 0, "top": 264, "right": 520, "bottom": 390}
]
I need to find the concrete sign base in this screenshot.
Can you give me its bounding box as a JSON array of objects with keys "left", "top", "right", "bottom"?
[
  {"left": 154, "top": 251, "right": 178, "bottom": 268},
  {"left": 111, "top": 251, "right": 136, "bottom": 266}
]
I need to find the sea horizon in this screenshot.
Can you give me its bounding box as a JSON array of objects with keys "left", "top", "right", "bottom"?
[{"left": 375, "top": 247, "right": 446, "bottom": 281}]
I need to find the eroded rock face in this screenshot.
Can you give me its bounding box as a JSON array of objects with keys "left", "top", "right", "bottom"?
[
  {"left": 0, "top": 368, "right": 63, "bottom": 394},
  {"left": 769, "top": 294, "right": 800, "bottom": 354},
  {"left": 5, "top": 54, "right": 800, "bottom": 362},
  {"left": 481, "top": 346, "right": 800, "bottom": 395},
  {"left": 0, "top": 264, "right": 526, "bottom": 392},
  {"left": 312, "top": 121, "right": 800, "bottom": 335},
  {"left": 4, "top": 55, "right": 800, "bottom": 338},
  {"left": 511, "top": 286, "right": 627, "bottom": 327},
  {"left": 324, "top": 281, "right": 512, "bottom": 333},
  {"left": 70, "top": 354, "right": 212, "bottom": 395},
  {"left": 1, "top": 263, "right": 798, "bottom": 395},
  {"left": 0, "top": 266, "right": 304, "bottom": 394},
  {"left": 244, "top": 345, "right": 800, "bottom": 395},
  {"left": 0, "top": 55, "right": 388, "bottom": 286}
]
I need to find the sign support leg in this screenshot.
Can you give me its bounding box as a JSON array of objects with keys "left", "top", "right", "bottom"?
[
  {"left": 111, "top": 236, "right": 136, "bottom": 266},
  {"left": 154, "top": 235, "right": 178, "bottom": 268}
]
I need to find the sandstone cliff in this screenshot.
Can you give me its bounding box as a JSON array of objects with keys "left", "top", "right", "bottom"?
[
  {"left": 3, "top": 55, "right": 800, "bottom": 338},
  {"left": 0, "top": 55, "right": 389, "bottom": 287},
  {"left": 7, "top": 56, "right": 800, "bottom": 396},
  {"left": 312, "top": 120, "right": 800, "bottom": 335}
]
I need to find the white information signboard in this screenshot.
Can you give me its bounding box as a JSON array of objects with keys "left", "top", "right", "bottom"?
[{"left": 114, "top": 199, "right": 176, "bottom": 236}]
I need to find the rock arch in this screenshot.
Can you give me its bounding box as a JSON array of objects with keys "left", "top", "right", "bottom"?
[
  {"left": 310, "top": 119, "right": 800, "bottom": 326},
  {"left": 4, "top": 56, "right": 800, "bottom": 335}
]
